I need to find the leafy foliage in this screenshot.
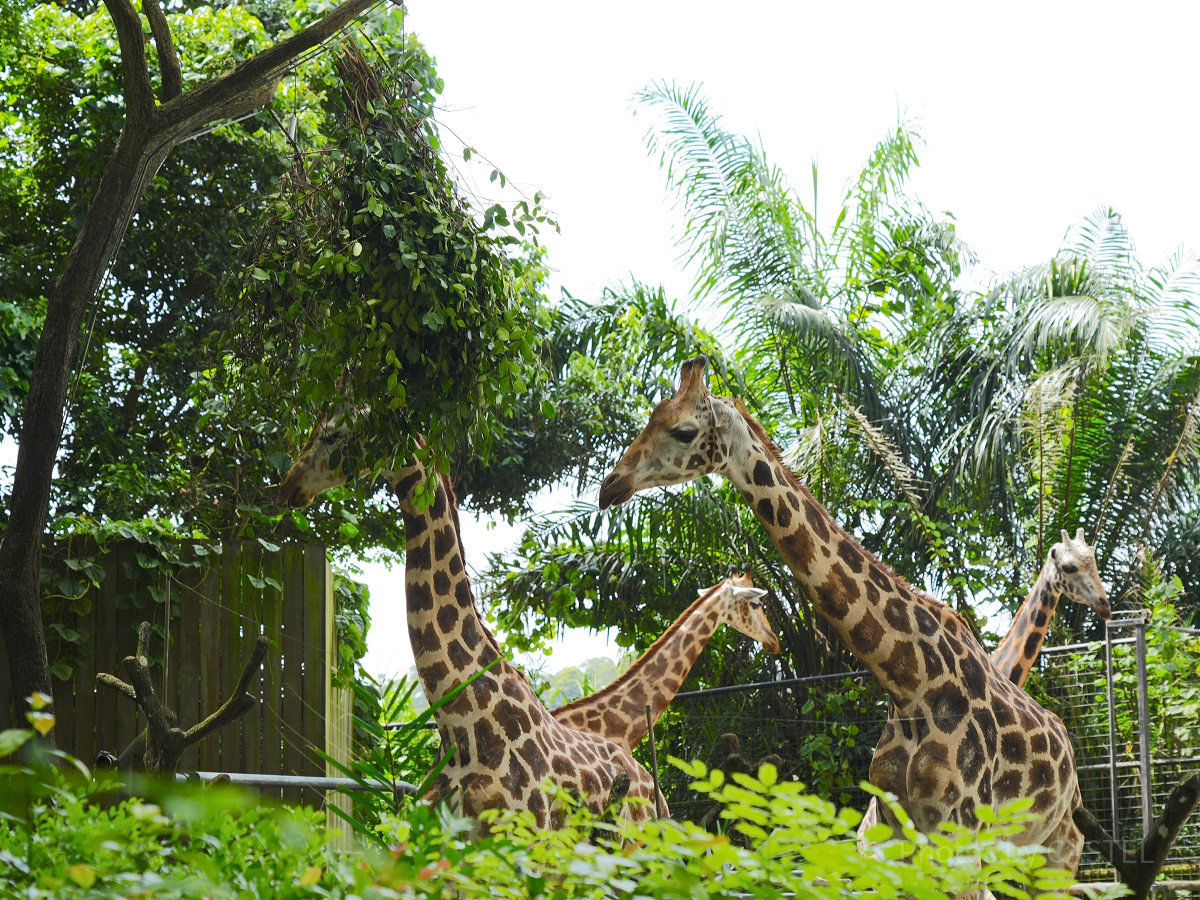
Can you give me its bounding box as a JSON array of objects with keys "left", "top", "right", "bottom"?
[
  {"left": 0, "top": 732, "right": 1109, "bottom": 899},
  {"left": 227, "top": 41, "right": 556, "bottom": 506}
]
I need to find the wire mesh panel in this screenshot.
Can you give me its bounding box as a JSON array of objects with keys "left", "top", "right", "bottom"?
[{"left": 642, "top": 671, "right": 889, "bottom": 821}]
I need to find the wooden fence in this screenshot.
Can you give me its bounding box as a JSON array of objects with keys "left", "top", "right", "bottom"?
[{"left": 0, "top": 539, "right": 353, "bottom": 808}]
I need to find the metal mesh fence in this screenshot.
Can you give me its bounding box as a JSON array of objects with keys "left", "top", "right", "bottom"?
[
  {"left": 645, "top": 612, "right": 1200, "bottom": 884},
  {"left": 640, "top": 671, "right": 888, "bottom": 822}
]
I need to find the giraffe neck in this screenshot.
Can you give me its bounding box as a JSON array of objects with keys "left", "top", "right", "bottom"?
[
  {"left": 723, "top": 414, "right": 987, "bottom": 704},
  {"left": 391, "top": 464, "right": 506, "bottom": 708},
  {"left": 990, "top": 557, "right": 1062, "bottom": 687},
  {"left": 552, "top": 582, "right": 728, "bottom": 751}
]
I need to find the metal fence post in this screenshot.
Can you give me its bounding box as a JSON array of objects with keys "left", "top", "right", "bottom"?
[
  {"left": 1134, "top": 611, "right": 1154, "bottom": 838},
  {"left": 1105, "top": 619, "right": 1120, "bottom": 848}
]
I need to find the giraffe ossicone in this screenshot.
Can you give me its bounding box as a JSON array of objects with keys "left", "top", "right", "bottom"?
[
  {"left": 599, "top": 354, "right": 1087, "bottom": 873},
  {"left": 278, "top": 421, "right": 664, "bottom": 828}
]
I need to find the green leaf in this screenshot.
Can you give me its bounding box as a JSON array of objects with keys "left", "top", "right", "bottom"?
[{"left": 0, "top": 729, "right": 34, "bottom": 757}]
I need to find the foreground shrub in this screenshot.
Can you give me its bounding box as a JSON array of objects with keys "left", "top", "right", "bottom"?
[{"left": 0, "top": 735, "right": 1122, "bottom": 899}]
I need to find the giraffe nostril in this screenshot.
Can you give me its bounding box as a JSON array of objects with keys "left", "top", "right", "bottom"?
[{"left": 602, "top": 472, "right": 618, "bottom": 488}]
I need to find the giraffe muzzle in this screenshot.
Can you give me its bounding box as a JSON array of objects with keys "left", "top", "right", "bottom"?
[
  {"left": 277, "top": 480, "right": 311, "bottom": 509},
  {"left": 598, "top": 473, "right": 633, "bottom": 510}
]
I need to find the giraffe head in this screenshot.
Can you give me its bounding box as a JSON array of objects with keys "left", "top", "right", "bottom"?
[
  {"left": 707, "top": 568, "right": 780, "bottom": 654},
  {"left": 276, "top": 405, "right": 361, "bottom": 508},
  {"left": 599, "top": 356, "right": 746, "bottom": 508},
  {"left": 1049, "top": 528, "right": 1110, "bottom": 619}
]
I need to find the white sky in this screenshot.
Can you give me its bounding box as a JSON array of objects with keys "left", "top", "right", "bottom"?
[{"left": 356, "top": 0, "right": 1200, "bottom": 679}]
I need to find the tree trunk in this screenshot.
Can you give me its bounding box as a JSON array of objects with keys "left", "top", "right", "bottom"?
[{"left": 0, "top": 0, "right": 377, "bottom": 732}]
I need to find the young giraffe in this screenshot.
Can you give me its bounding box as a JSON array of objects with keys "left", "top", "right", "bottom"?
[
  {"left": 278, "top": 427, "right": 663, "bottom": 827},
  {"left": 278, "top": 407, "right": 780, "bottom": 755},
  {"left": 554, "top": 569, "right": 780, "bottom": 753},
  {"left": 991, "top": 529, "right": 1109, "bottom": 687},
  {"left": 860, "top": 530, "right": 1109, "bottom": 839},
  {"left": 597, "top": 355, "right": 1085, "bottom": 872}
]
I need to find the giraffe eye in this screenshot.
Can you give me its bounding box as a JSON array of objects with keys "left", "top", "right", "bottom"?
[
  {"left": 670, "top": 426, "right": 699, "bottom": 443},
  {"left": 1062, "top": 564, "right": 1078, "bottom": 574},
  {"left": 749, "top": 602, "right": 761, "bottom": 610}
]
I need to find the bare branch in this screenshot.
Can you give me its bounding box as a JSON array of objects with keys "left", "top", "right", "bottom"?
[
  {"left": 1074, "top": 772, "right": 1200, "bottom": 900},
  {"left": 142, "top": 0, "right": 183, "bottom": 101},
  {"left": 159, "top": 0, "right": 381, "bottom": 136},
  {"left": 96, "top": 672, "right": 137, "bottom": 701},
  {"left": 100, "top": 0, "right": 155, "bottom": 122},
  {"left": 183, "top": 635, "right": 268, "bottom": 745},
  {"left": 122, "top": 649, "right": 173, "bottom": 739},
  {"left": 104, "top": 622, "right": 269, "bottom": 772}
]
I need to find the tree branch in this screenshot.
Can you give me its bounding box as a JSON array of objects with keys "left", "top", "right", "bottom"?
[
  {"left": 96, "top": 672, "right": 138, "bottom": 701},
  {"left": 1074, "top": 772, "right": 1200, "bottom": 900},
  {"left": 142, "top": 0, "right": 183, "bottom": 101},
  {"left": 100, "top": 0, "right": 155, "bottom": 122},
  {"left": 98, "top": 623, "right": 268, "bottom": 772},
  {"left": 158, "top": 0, "right": 381, "bottom": 136},
  {"left": 183, "top": 635, "right": 268, "bottom": 745}
]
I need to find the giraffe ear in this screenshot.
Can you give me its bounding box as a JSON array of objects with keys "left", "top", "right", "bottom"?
[{"left": 677, "top": 355, "right": 709, "bottom": 398}]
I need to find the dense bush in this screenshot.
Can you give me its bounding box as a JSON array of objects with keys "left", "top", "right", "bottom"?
[{"left": 0, "top": 723, "right": 1114, "bottom": 900}]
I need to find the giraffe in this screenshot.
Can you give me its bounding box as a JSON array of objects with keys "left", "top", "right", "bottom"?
[
  {"left": 276, "top": 407, "right": 780, "bottom": 755},
  {"left": 859, "top": 529, "right": 1109, "bottom": 841},
  {"left": 990, "top": 529, "right": 1109, "bottom": 687},
  {"left": 553, "top": 568, "right": 780, "bottom": 753},
  {"left": 278, "top": 418, "right": 663, "bottom": 827},
  {"left": 597, "top": 355, "right": 1086, "bottom": 872}
]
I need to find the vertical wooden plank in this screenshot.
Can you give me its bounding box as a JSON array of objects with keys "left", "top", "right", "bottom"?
[
  {"left": 281, "top": 543, "right": 306, "bottom": 804},
  {"left": 261, "top": 545, "right": 285, "bottom": 791},
  {"left": 92, "top": 543, "right": 121, "bottom": 761},
  {"left": 113, "top": 547, "right": 143, "bottom": 757},
  {"left": 301, "top": 543, "right": 327, "bottom": 807},
  {"left": 176, "top": 545, "right": 207, "bottom": 772},
  {"left": 53, "top": 603, "right": 77, "bottom": 760},
  {"left": 220, "top": 541, "right": 244, "bottom": 773},
  {"left": 199, "top": 543, "right": 224, "bottom": 773},
  {"left": 324, "top": 555, "right": 350, "bottom": 834},
  {"left": 241, "top": 541, "right": 264, "bottom": 783},
  {"left": 71, "top": 590, "right": 98, "bottom": 769},
  {"left": 0, "top": 637, "right": 9, "bottom": 730}
]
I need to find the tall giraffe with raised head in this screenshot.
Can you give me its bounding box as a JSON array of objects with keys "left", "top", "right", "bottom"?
[
  {"left": 276, "top": 408, "right": 780, "bottom": 755},
  {"left": 554, "top": 569, "right": 779, "bottom": 753},
  {"left": 597, "top": 356, "right": 1085, "bottom": 871},
  {"left": 278, "top": 419, "right": 662, "bottom": 826},
  {"left": 991, "top": 529, "right": 1109, "bottom": 687}
]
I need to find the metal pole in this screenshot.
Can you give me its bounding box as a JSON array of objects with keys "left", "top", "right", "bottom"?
[
  {"left": 1134, "top": 612, "right": 1154, "bottom": 839},
  {"left": 173, "top": 771, "right": 417, "bottom": 793},
  {"left": 1106, "top": 619, "right": 1121, "bottom": 851},
  {"left": 645, "top": 704, "right": 661, "bottom": 819}
]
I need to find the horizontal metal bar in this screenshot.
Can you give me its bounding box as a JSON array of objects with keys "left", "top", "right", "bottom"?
[
  {"left": 175, "top": 771, "right": 417, "bottom": 794},
  {"left": 673, "top": 670, "right": 873, "bottom": 701},
  {"left": 1040, "top": 636, "right": 1135, "bottom": 655}
]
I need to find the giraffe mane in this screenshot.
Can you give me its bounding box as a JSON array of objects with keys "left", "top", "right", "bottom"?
[
  {"left": 552, "top": 578, "right": 728, "bottom": 715},
  {"left": 436, "top": 470, "right": 503, "bottom": 651},
  {"left": 730, "top": 399, "right": 962, "bottom": 621}
]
